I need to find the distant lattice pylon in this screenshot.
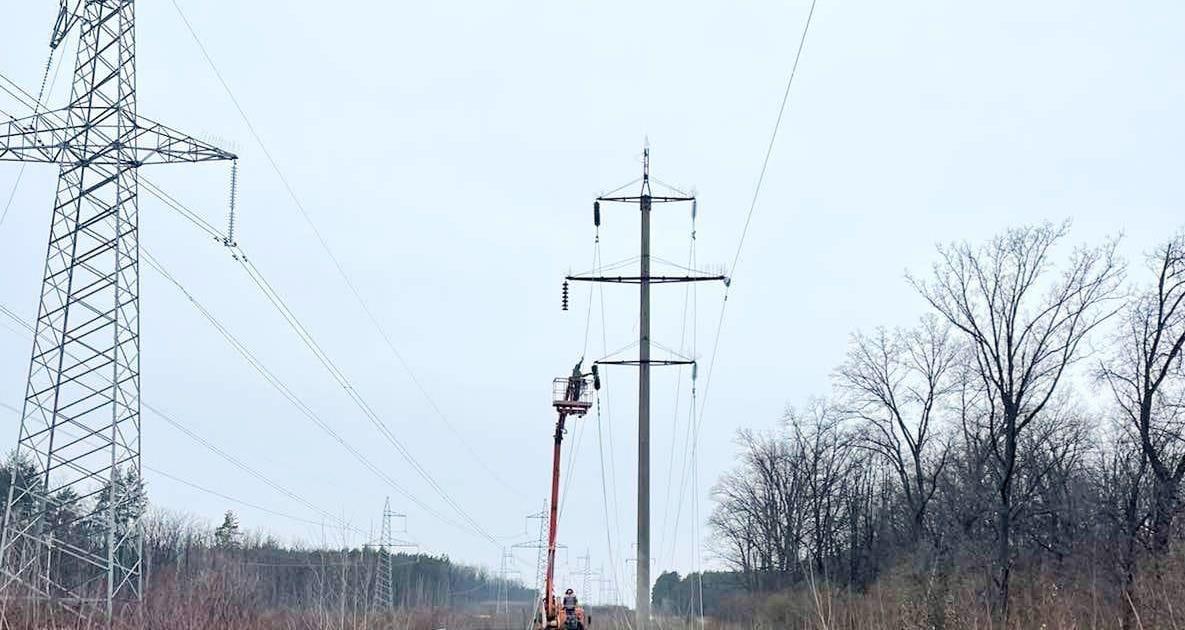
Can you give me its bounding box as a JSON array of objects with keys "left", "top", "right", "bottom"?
[
  {"left": 376, "top": 498, "right": 395, "bottom": 609},
  {"left": 0, "top": 0, "right": 235, "bottom": 621}
]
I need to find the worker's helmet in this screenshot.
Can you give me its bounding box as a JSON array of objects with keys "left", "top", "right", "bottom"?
[{"left": 565, "top": 588, "right": 574, "bottom": 594}]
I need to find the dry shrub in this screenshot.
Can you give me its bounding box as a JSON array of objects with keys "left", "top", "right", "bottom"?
[{"left": 682, "top": 550, "right": 1185, "bottom": 630}]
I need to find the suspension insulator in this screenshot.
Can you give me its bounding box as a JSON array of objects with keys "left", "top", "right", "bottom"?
[
  {"left": 224, "top": 160, "right": 239, "bottom": 248},
  {"left": 593, "top": 201, "right": 601, "bottom": 227},
  {"left": 592, "top": 364, "right": 601, "bottom": 390},
  {"left": 691, "top": 198, "right": 697, "bottom": 221},
  {"left": 562, "top": 280, "right": 570, "bottom": 311}
]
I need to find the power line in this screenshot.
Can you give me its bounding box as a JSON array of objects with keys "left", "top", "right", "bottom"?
[
  {"left": 0, "top": 146, "right": 400, "bottom": 539},
  {"left": 145, "top": 402, "right": 371, "bottom": 537},
  {"left": 137, "top": 252, "right": 475, "bottom": 537},
  {"left": 7, "top": 40, "right": 504, "bottom": 549},
  {"left": 0, "top": 106, "right": 497, "bottom": 546},
  {"left": 0, "top": 50, "right": 60, "bottom": 231},
  {"left": 167, "top": 0, "right": 525, "bottom": 507},
  {"left": 588, "top": 239, "right": 628, "bottom": 608},
  {"left": 0, "top": 401, "right": 363, "bottom": 539},
  {"left": 671, "top": 0, "right": 822, "bottom": 575},
  {"left": 658, "top": 223, "right": 698, "bottom": 568},
  {"left": 0, "top": 144, "right": 452, "bottom": 539},
  {"left": 0, "top": 91, "right": 501, "bottom": 547},
  {"left": 0, "top": 302, "right": 374, "bottom": 540},
  {"left": 144, "top": 467, "right": 364, "bottom": 534},
  {"left": 726, "top": 0, "right": 820, "bottom": 278},
  {"left": 232, "top": 254, "right": 501, "bottom": 545}
]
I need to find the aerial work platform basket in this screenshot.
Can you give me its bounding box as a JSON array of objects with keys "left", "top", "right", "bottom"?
[{"left": 553, "top": 376, "right": 593, "bottom": 416}]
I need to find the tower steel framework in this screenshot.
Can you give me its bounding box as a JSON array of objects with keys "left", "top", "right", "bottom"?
[
  {"left": 374, "top": 497, "right": 398, "bottom": 609},
  {"left": 367, "top": 497, "right": 410, "bottom": 611},
  {"left": 0, "top": 0, "right": 234, "bottom": 619}
]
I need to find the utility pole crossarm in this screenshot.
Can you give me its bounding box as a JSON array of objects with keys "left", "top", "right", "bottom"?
[
  {"left": 0, "top": 110, "right": 237, "bottom": 165},
  {"left": 595, "top": 359, "right": 695, "bottom": 367},
  {"left": 597, "top": 194, "right": 695, "bottom": 204},
  {"left": 567, "top": 274, "right": 727, "bottom": 285}
]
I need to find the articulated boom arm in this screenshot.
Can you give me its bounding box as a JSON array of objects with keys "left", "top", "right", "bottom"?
[
  {"left": 541, "top": 362, "right": 597, "bottom": 628},
  {"left": 0, "top": 109, "right": 236, "bottom": 165}
]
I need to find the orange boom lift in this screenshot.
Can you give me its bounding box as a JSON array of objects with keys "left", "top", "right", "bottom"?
[{"left": 536, "top": 361, "right": 598, "bottom": 630}]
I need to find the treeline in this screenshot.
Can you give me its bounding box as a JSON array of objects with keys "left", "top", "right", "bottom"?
[
  {"left": 652, "top": 570, "right": 742, "bottom": 619},
  {"left": 699, "top": 223, "right": 1185, "bottom": 628},
  {"left": 0, "top": 459, "right": 534, "bottom": 627},
  {"left": 142, "top": 509, "right": 533, "bottom": 613}
]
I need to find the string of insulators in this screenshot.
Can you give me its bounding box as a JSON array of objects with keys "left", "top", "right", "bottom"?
[
  {"left": 691, "top": 198, "right": 697, "bottom": 241},
  {"left": 593, "top": 200, "right": 601, "bottom": 227},
  {"left": 591, "top": 364, "right": 601, "bottom": 390},
  {"left": 561, "top": 280, "right": 570, "bottom": 311},
  {"left": 224, "top": 160, "right": 239, "bottom": 249}
]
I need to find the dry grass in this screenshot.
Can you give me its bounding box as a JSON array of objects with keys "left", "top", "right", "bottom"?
[
  {"left": 646, "top": 554, "right": 1185, "bottom": 630},
  {"left": 8, "top": 557, "right": 1185, "bottom": 629}
]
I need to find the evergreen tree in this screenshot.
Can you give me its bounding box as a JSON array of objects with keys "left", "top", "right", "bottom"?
[{"left": 214, "top": 510, "right": 240, "bottom": 548}]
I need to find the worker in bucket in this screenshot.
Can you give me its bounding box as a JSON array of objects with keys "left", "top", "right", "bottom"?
[
  {"left": 566, "top": 361, "right": 584, "bottom": 401},
  {"left": 562, "top": 588, "right": 578, "bottom": 616}
]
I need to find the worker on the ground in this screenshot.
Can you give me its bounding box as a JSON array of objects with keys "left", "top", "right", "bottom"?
[{"left": 562, "top": 588, "right": 578, "bottom": 615}]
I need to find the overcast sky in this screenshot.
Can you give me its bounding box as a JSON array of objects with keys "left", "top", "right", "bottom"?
[{"left": 1, "top": 0, "right": 1183, "bottom": 605}]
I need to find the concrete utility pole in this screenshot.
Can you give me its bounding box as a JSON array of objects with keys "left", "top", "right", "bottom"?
[
  {"left": 568, "top": 148, "right": 725, "bottom": 629},
  {"left": 638, "top": 169, "right": 653, "bottom": 629}
]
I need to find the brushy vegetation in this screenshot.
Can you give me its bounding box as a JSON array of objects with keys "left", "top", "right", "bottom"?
[{"left": 0, "top": 504, "right": 536, "bottom": 629}]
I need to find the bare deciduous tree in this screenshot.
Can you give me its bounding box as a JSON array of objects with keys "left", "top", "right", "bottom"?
[
  {"left": 1101, "top": 234, "right": 1185, "bottom": 555},
  {"left": 908, "top": 221, "right": 1123, "bottom": 619},
  {"left": 836, "top": 317, "right": 958, "bottom": 544}
]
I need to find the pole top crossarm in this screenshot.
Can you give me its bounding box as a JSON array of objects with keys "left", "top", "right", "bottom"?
[{"left": 597, "top": 194, "right": 695, "bottom": 204}]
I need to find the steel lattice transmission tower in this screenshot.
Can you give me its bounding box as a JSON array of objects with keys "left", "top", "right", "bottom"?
[
  {"left": 367, "top": 497, "right": 409, "bottom": 611},
  {"left": 376, "top": 498, "right": 395, "bottom": 609},
  {"left": 0, "top": 0, "right": 235, "bottom": 618}
]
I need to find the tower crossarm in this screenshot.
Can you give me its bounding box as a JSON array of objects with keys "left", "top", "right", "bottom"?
[
  {"left": 0, "top": 111, "right": 71, "bottom": 163},
  {"left": 0, "top": 110, "right": 237, "bottom": 165},
  {"left": 128, "top": 117, "right": 238, "bottom": 164}
]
